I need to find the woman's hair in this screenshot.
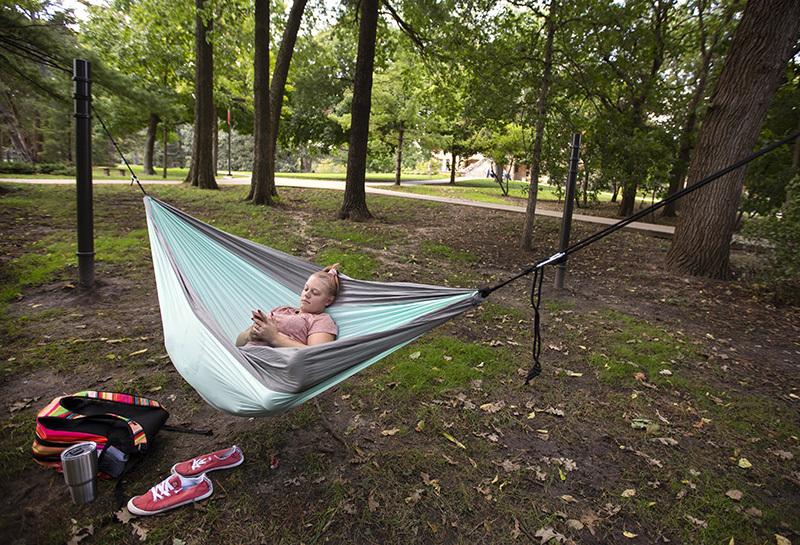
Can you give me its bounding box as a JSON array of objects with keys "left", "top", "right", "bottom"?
[{"left": 310, "top": 263, "right": 341, "bottom": 298}]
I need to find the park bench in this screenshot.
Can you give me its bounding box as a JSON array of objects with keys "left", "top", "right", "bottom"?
[{"left": 97, "top": 166, "right": 127, "bottom": 176}]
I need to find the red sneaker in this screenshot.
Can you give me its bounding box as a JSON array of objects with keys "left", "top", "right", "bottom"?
[
  {"left": 171, "top": 445, "right": 244, "bottom": 478},
  {"left": 127, "top": 474, "right": 212, "bottom": 516}
]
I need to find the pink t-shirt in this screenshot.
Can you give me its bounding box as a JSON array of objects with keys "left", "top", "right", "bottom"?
[{"left": 247, "top": 306, "right": 337, "bottom": 346}]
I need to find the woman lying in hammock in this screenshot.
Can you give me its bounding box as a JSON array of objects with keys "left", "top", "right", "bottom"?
[{"left": 235, "top": 264, "right": 340, "bottom": 349}]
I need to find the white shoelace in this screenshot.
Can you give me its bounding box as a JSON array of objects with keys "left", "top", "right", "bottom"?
[{"left": 151, "top": 478, "right": 177, "bottom": 501}]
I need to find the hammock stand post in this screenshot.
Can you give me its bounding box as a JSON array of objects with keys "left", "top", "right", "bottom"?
[
  {"left": 554, "top": 133, "right": 582, "bottom": 290},
  {"left": 73, "top": 59, "right": 94, "bottom": 288}
]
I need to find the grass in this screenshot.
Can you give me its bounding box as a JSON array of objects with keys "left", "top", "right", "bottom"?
[{"left": 0, "top": 181, "right": 797, "bottom": 545}]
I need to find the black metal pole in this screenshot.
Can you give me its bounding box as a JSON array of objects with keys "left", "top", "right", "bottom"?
[
  {"left": 554, "top": 133, "right": 581, "bottom": 289},
  {"left": 74, "top": 59, "right": 94, "bottom": 288}
]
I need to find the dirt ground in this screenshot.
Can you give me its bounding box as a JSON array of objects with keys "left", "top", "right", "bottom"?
[{"left": 0, "top": 185, "right": 798, "bottom": 544}]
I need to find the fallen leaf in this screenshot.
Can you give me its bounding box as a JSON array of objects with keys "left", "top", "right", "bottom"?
[
  {"left": 560, "top": 494, "right": 579, "bottom": 503},
  {"left": 442, "top": 432, "right": 466, "bottom": 449},
  {"left": 409, "top": 351, "right": 421, "bottom": 359},
  {"left": 480, "top": 401, "right": 506, "bottom": 413},
  {"left": 738, "top": 458, "right": 752, "bottom": 469},
  {"left": 621, "top": 489, "right": 636, "bottom": 498},
  {"left": 8, "top": 398, "right": 35, "bottom": 413},
  {"left": 132, "top": 522, "right": 148, "bottom": 541},
  {"left": 381, "top": 428, "right": 400, "bottom": 436},
  {"left": 404, "top": 489, "right": 423, "bottom": 503},
  {"left": 633, "top": 372, "right": 646, "bottom": 382},
  {"left": 726, "top": 490, "right": 743, "bottom": 501},
  {"left": 500, "top": 459, "right": 520, "bottom": 473},
  {"left": 567, "top": 519, "right": 584, "bottom": 530},
  {"left": 368, "top": 491, "right": 379, "bottom": 512},
  {"left": 776, "top": 534, "right": 791, "bottom": 545},
  {"left": 129, "top": 348, "right": 147, "bottom": 356},
  {"left": 652, "top": 437, "right": 678, "bottom": 446},
  {"left": 623, "top": 531, "right": 638, "bottom": 538},
  {"left": 116, "top": 508, "right": 134, "bottom": 524},
  {"left": 685, "top": 515, "right": 708, "bottom": 528},
  {"left": 535, "top": 526, "right": 565, "bottom": 543}
]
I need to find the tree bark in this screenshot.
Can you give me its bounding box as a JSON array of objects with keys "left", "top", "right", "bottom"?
[
  {"left": 142, "top": 113, "right": 160, "bottom": 175},
  {"left": 394, "top": 123, "right": 404, "bottom": 186},
  {"left": 338, "top": 0, "right": 378, "bottom": 221},
  {"left": 185, "top": 0, "right": 218, "bottom": 189},
  {"left": 520, "top": 0, "right": 556, "bottom": 250},
  {"left": 266, "top": 0, "right": 308, "bottom": 198},
  {"left": 449, "top": 143, "right": 458, "bottom": 184},
  {"left": 250, "top": 0, "right": 274, "bottom": 205},
  {"left": 665, "top": 0, "right": 800, "bottom": 279},
  {"left": 662, "top": 9, "right": 722, "bottom": 218}
]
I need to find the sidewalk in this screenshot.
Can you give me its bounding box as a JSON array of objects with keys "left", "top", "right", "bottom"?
[
  {"left": 1, "top": 175, "right": 674, "bottom": 239},
  {"left": 271, "top": 177, "right": 675, "bottom": 239}
]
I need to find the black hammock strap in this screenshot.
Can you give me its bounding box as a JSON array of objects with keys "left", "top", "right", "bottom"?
[
  {"left": 91, "top": 105, "right": 148, "bottom": 196},
  {"left": 478, "top": 129, "right": 800, "bottom": 384}
]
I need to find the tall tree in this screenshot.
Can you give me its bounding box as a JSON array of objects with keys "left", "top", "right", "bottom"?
[
  {"left": 370, "top": 42, "right": 425, "bottom": 186},
  {"left": 185, "top": 0, "right": 218, "bottom": 189},
  {"left": 249, "top": 0, "right": 273, "bottom": 204},
  {"left": 268, "top": 0, "right": 308, "bottom": 195},
  {"left": 661, "top": 0, "right": 734, "bottom": 217},
  {"left": 521, "top": 0, "right": 558, "bottom": 250},
  {"left": 338, "top": 0, "right": 379, "bottom": 221},
  {"left": 665, "top": 0, "right": 800, "bottom": 279}
]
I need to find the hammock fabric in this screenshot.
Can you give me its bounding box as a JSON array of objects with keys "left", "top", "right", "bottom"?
[{"left": 145, "top": 196, "right": 484, "bottom": 417}]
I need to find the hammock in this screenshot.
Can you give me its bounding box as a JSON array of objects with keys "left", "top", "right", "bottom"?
[{"left": 144, "top": 196, "right": 484, "bottom": 417}]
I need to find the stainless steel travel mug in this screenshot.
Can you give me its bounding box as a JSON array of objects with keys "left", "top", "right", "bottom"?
[{"left": 61, "top": 442, "right": 98, "bottom": 505}]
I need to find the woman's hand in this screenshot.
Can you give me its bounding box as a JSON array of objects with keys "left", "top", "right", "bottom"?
[{"left": 250, "top": 310, "right": 278, "bottom": 344}]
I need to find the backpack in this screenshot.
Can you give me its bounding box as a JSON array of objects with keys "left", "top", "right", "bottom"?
[{"left": 32, "top": 391, "right": 169, "bottom": 479}]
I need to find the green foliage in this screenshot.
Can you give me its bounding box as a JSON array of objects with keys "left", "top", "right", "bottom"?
[{"left": 742, "top": 176, "right": 800, "bottom": 305}]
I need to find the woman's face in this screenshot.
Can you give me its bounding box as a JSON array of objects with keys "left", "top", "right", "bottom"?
[{"left": 299, "top": 276, "right": 334, "bottom": 314}]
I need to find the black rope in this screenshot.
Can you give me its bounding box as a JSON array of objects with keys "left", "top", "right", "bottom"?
[
  {"left": 91, "top": 105, "right": 148, "bottom": 196},
  {"left": 480, "top": 129, "right": 800, "bottom": 383},
  {"left": 525, "top": 268, "right": 544, "bottom": 384}
]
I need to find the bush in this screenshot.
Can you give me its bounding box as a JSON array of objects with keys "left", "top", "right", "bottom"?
[
  {"left": 0, "top": 162, "right": 35, "bottom": 174},
  {"left": 36, "top": 163, "right": 66, "bottom": 174},
  {"left": 743, "top": 175, "right": 800, "bottom": 305}
]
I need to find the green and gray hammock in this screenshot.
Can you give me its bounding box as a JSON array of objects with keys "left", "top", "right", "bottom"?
[
  {"left": 145, "top": 196, "right": 484, "bottom": 417},
  {"left": 141, "top": 132, "right": 798, "bottom": 418}
]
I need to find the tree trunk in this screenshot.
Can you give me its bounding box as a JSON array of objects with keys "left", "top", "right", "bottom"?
[
  {"left": 520, "top": 0, "right": 556, "bottom": 250},
  {"left": 666, "top": 0, "right": 800, "bottom": 279},
  {"left": 338, "top": 0, "right": 378, "bottom": 221},
  {"left": 163, "top": 124, "right": 168, "bottom": 178},
  {"left": 266, "top": 0, "right": 308, "bottom": 198},
  {"left": 142, "top": 113, "right": 160, "bottom": 175},
  {"left": 449, "top": 143, "right": 457, "bottom": 184},
  {"left": 185, "top": 0, "right": 218, "bottom": 190},
  {"left": 662, "top": 17, "right": 720, "bottom": 217},
  {"left": 618, "top": 185, "right": 636, "bottom": 217},
  {"left": 250, "top": 0, "right": 274, "bottom": 205},
  {"left": 394, "top": 123, "right": 404, "bottom": 186}
]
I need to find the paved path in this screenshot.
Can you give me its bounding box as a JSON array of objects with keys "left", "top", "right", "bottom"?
[{"left": 1, "top": 175, "right": 674, "bottom": 238}]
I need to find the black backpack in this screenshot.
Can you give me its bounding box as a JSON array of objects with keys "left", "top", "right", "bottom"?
[{"left": 32, "top": 391, "right": 169, "bottom": 478}]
